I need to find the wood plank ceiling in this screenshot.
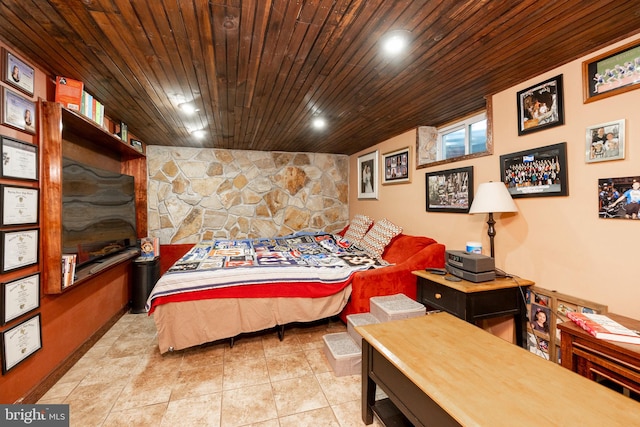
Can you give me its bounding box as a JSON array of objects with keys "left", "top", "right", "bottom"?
[{"left": 1, "top": 1, "right": 639, "bottom": 155}]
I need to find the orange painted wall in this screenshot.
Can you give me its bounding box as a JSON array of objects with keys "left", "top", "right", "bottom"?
[
  {"left": 350, "top": 34, "right": 640, "bottom": 320},
  {"left": 0, "top": 40, "right": 132, "bottom": 403}
]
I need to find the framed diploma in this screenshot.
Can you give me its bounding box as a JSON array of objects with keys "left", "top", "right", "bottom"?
[
  {"left": 1, "top": 313, "right": 42, "bottom": 373},
  {"left": 1, "top": 273, "right": 39, "bottom": 325},
  {"left": 1, "top": 229, "right": 38, "bottom": 273},
  {"left": 1, "top": 87, "right": 36, "bottom": 134},
  {"left": 2, "top": 48, "right": 35, "bottom": 97},
  {"left": 1, "top": 185, "right": 38, "bottom": 226},
  {"left": 0, "top": 136, "right": 38, "bottom": 181}
]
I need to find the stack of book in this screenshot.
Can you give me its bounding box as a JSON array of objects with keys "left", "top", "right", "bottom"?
[
  {"left": 567, "top": 311, "right": 640, "bottom": 344},
  {"left": 61, "top": 254, "right": 77, "bottom": 289},
  {"left": 54, "top": 76, "right": 105, "bottom": 127}
]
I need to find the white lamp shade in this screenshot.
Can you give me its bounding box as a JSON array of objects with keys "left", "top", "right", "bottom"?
[{"left": 469, "top": 182, "right": 518, "bottom": 214}]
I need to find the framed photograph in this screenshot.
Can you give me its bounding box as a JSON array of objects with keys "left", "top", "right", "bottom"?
[
  {"left": 527, "top": 286, "right": 607, "bottom": 364},
  {"left": 357, "top": 150, "right": 378, "bottom": 199},
  {"left": 585, "top": 119, "right": 625, "bottom": 163},
  {"left": 517, "top": 74, "right": 564, "bottom": 135},
  {"left": 382, "top": 146, "right": 411, "bottom": 185},
  {"left": 1, "top": 228, "right": 39, "bottom": 273},
  {"left": 1, "top": 273, "right": 39, "bottom": 325},
  {"left": 583, "top": 39, "right": 640, "bottom": 103},
  {"left": 0, "top": 136, "right": 38, "bottom": 181},
  {"left": 2, "top": 48, "right": 35, "bottom": 97},
  {"left": 1, "top": 88, "right": 36, "bottom": 134},
  {"left": 500, "top": 142, "right": 568, "bottom": 199},
  {"left": 598, "top": 175, "right": 640, "bottom": 220},
  {"left": 1, "top": 185, "right": 38, "bottom": 226},
  {"left": 1, "top": 313, "right": 42, "bottom": 374},
  {"left": 425, "top": 166, "right": 473, "bottom": 213}
]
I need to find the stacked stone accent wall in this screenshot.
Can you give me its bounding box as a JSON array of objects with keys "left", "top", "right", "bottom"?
[{"left": 147, "top": 146, "right": 349, "bottom": 244}]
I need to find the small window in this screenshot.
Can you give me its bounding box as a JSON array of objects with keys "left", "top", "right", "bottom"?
[{"left": 437, "top": 112, "right": 487, "bottom": 160}]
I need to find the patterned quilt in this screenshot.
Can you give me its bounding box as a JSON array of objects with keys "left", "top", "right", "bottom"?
[{"left": 146, "top": 233, "right": 386, "bottom": 312}]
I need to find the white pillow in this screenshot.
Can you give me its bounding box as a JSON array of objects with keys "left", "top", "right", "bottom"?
[{"left": 358, "top": 218, "right": 402, "bottom": 259}]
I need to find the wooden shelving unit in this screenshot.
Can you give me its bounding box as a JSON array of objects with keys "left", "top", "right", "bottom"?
[{"left": 39, "top": 101, "right": 147, "bottom": 294}]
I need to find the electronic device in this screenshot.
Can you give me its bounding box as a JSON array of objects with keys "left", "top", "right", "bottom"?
[
  {"left": 425, "top": 268, "right": 447, "bottom": 275},
  {"left": 445, "top": 250, "right": 496, "bottom": 282},
  {"left": 445, "top": 263, "right": 496, "bottom": 282},
  {"left": 446, "top": 250, "right": 495, "bottom": 273}
]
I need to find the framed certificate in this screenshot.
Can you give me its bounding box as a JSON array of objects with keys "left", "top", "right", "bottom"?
[
  {"left": 1, "top": 229, "right": 39, "bottom": 273},
  {"left": 1, "top": 185, "right": 38, "bottom": 226},
  {"left": 0, "top": 136, "right": 38, "bottom": 181},
  {"left": 1, "top": 87, "right": 36, "bottom": 134},
  {"left": 2, "top": 48, "right": 35, "bottom": 97},
  {"left": 1, "top": 313, "right": 42, "bottom": 373},
  {"left": 1, "top": 273, "right": 39, "bottom": 325}
]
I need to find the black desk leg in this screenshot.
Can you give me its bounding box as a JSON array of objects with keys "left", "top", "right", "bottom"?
[
  {"left": 516, "top": 292, "right": 528, "bottom": 349},
  {"left": 361, "top": 340, "right": 375, "bottom": 425}
]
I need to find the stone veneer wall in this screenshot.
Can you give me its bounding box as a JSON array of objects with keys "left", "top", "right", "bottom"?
[{"left": 146, "top": 146, "right": 349, "bottom": 244}]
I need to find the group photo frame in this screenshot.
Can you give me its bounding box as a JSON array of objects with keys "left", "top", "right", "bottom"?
[
  {"left": 1, "top": 48, "right": 35, "bottom": 97},
  {"left": 357, "top": 150, "right": 378, "bottom": 199},
  {"left": 425, "top": 166, "right": 474, "bottom": 213},
  {"left": 583, "top": 39, "right": 640, "bottom": 103},
  {"left": 382, "top": 146, "right": 411, "bottom": 185},
  {"left": 500, "top": 142, "right": 568, "bottom": 199},
  {"left": 517, "top": 74, "right": 565, "bottom": 135},
  {"left": 585, "top": 119, "right": 625, "bottom": 163}
]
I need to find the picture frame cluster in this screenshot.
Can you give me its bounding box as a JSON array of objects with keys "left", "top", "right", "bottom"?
[{"left": 0, "top": 47, "right": 42, "bottom": 374}]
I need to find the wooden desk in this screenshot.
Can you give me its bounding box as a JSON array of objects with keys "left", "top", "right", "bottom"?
[
  {"left": 413, "top": 270, "right": 534, "bottom": 348},
  {"left": 558, "top": 313, "right": 640, "bottom": 399},
  {"left": 357, "top": 312, "right": 640, "bottom": 426}
]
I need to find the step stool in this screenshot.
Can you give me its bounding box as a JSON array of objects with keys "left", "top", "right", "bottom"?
[
  {"left": 370, "top": 293, "right": 426, "bottom": 322},
  {"left": 322, "top": 332, "right": 361, "bottom": 377},
  {"left": 346, "top": 312, "right": 379, "bottom": 348}
]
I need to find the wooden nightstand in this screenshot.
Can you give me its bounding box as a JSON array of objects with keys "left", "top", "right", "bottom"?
[
  {"left": 558, "top": 313, "right": 640, "bottom": 400},
  {"left": 412, "top": 270, "right": 534, "bottom": 348}
]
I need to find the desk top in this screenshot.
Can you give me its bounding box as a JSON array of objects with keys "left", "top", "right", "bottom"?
[
  {"left": 558, "top": 312, "right": 640, "bottom": 357},
  {"left": 357, "top": 312, "right": 640, "bottom": 426},
  {"left": 412, "top": 270, "right": 534, "bottom": 293}
]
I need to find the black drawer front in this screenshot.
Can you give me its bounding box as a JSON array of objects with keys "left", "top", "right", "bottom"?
[{"left": 418, "top": 280, "right": 465, "bottom": 319}]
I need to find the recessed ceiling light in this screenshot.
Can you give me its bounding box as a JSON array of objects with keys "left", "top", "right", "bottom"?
[
  {"left": 381, "top": 30, "right": 411, "bottom": 56},
  {"left": 179, "top": 102, "right": 198, "bottom": 114},
  {"left": 312, "top": 117, "right": 327, "bottom": 130},
  {"left": 191, "top": 129, "right": 206, "bottom": 139}
]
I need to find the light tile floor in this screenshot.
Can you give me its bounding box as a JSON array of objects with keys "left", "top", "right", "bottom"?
[{"left": 38, "top": 313, "right": 384, "bottom": 427}]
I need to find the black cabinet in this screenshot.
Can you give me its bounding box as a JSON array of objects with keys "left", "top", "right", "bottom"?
[
  {"left": 130, "top": 257, "right": 160, "bottom": 313},
  {"left": 413, "top": 270, "right": 533, "bottom": 349}
]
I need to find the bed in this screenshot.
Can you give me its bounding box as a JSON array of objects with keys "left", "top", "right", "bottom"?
[{"left": 146, "top": 232, "right": 386, "bottom": 353}]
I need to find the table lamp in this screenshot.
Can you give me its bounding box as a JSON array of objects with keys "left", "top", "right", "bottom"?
[{"left": 468, "top": 182, "right": 518, "bottom": 258}]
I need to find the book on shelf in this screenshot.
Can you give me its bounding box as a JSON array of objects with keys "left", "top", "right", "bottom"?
[
  {"left": 567, "top": 311, "right": 640, "bottom": 345},
  {"left": 55, "top": 76, "right": 83, "bottom": 112},
  {"left": 61, "top": 254, "right": 77, "bottom": 289}
]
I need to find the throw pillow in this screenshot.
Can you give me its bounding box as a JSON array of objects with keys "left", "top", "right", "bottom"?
[
  {"left": 358, "top": 218, "right": 403, "bottom": 259},
  {"left": 343, "top": 214, "right": 373, "bottom": 245}
]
